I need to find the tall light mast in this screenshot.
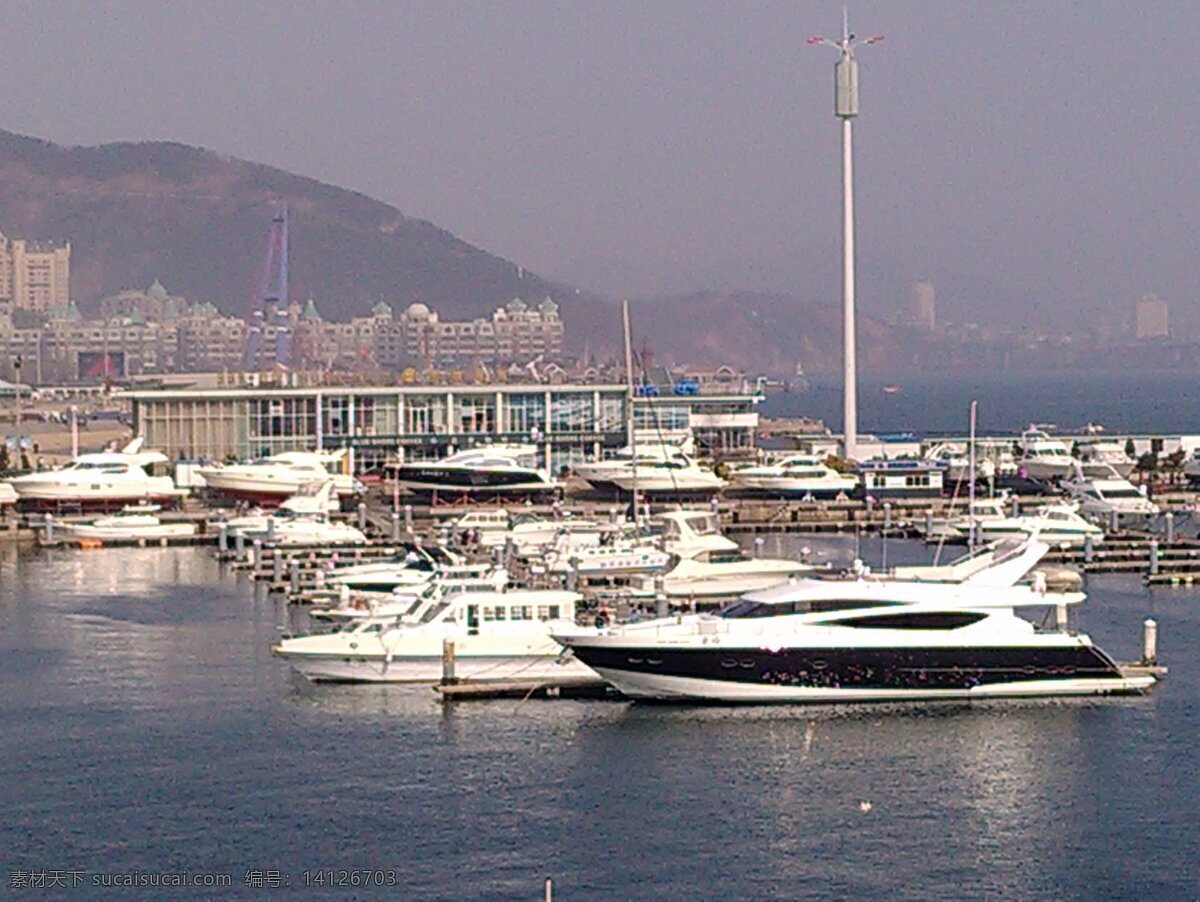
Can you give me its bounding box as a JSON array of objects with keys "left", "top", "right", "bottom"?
[{"left": 808, "top": 17, "right": 882, "bottom": 461}]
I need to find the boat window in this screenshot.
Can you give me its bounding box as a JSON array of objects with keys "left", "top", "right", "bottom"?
[
  {"left": 509, "top": 605, "right": 533, "bottom": 621},
  {"left": 360, "top": 623, "right": 383, "bottom": 633},
  {"left": 1103, "top": 488, "right": 1143, "bottom": 499},
  {"left": 483, "top": 606, "right": 506, "bottom": 621},
  {"left": 537, "top": 605, "right": 561, "bottom": 620},
  {"left": 419, "top": 601, "right": 452, "bottom": 623},
  {"left": 824, "top": 612, "right": 987, "bottom": 630}
]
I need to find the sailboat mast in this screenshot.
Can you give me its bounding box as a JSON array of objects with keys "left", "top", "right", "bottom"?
[
  {"left": 968, "top": 400, "right": 978, "bottom": 551},
  {"left": 622, "top": 299, "right": 640, "bottom": 522}
]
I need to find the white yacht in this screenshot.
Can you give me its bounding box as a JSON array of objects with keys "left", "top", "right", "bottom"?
[
  {"left": 923, "top": 495, "right": 1013, "bottom": 543},
  {"left": 241, "top": 509, "right": 368, "bottom": 547},
  {"left": 58, "top": 504, "right": 197, "bottom": 541},
  {"left": 557, "top": 579, "right": 1155, "bottom": 703},
  {"left": 727, "top": 454, "right": 857, "bottom": 497},
  {"left": 1063, "top": 466, "right": 1158, "bottom": 518},
  {"left": 8, "top": 438, "right": 181, "bottom": 507},
  {"left": 1076, "top": 440, "right": 1136, "bottom": 478},
  {"left": 326, "top": 547, "right": 483, "bottom": 594},
  {"left": 198, "top": 449, "right": 361, "bottom": 504},
  {"left": 312, "top": 568, "right": 511, "bottom": 622},
  {"left": 655, "top": 509, "right": 739, "bottom": 557},
  {"left": 1015, "top": 427, "right": 1075, "bottom": 481},
  {"left": 273, "top": 589, "right": 596, "bottom": 683},
  {"left": 508, "top": 513, "right": 606, "bottom": 556},
  {"left": 392, "top": 444, "right": 559, "bottom": 496},
  {"left": 220, "top": 480, "right": 341, "bottom": 535},
  {"left": 970, "top": 503, "right": 1103, "bottom": 548},
  {"left": 545, "top": 532, "right": 671, "bottom": 575},
  {"left": 575, "top": 441, "right": 725, "bottom": 496}
]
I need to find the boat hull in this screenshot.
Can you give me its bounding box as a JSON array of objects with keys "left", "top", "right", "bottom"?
[
  {"left": 570, "top": 643, "right": 1152, "bottom": 703},
  {"left": 276, "top": 652, "right": 595, "bottom": 684}
]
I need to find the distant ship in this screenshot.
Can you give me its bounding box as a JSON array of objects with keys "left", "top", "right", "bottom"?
[{"left": 882, "top": 384, "right": 902, "bottom": 395}]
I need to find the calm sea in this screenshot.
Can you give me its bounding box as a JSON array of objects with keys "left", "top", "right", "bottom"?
[
  {"left": 1, "top": 541, "right": 1196, "bottom": 899},
  {"left": 764, "top": 369, "right": 1200, "bottom": 436}
]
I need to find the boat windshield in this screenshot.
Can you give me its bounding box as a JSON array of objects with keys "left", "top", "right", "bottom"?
[
  {"left": 718, "top": 598, "right": 902, "bottom": 618},
  {"left": 419, "top": 600, "right": 452, "bottom": 624}
]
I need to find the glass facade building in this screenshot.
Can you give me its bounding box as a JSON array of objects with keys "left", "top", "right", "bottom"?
[{"left": 123, "top": 384, "right": 762, "bottom": 472}]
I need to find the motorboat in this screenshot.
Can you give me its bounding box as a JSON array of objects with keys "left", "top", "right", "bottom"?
[
  {"left": 312, "top": 567, "right": 511, "bottom": 622},
  {"left": 391, "top": 444, "right": 559, "bottom": 496},
  {"left": 273, "top": 589, "right": 596, "bottom": 683},
  {"left": 925, "top": 442, "right": 1018, "bottom": 488},
  {"left": 727, "top": 454, "right": 857, "bottom": 497},
  {"left": 241, "top": 511, "right": 367, "bottom": 547},
  {"left": 923, "top": 495, "right": 1013, "bottom": 543},
  {"left": 545, "top": 534, "right": 671, "bottom": 575},
  {"left": 1075, "top": 440, "right": 1136, "bottom": 478},
  {"left": 655, "top": 509, "right": 738, "bottom": 556},
  {"left": 575, "top": 440, "right": 725, "bottom": 496},
  {"left": 326, "top": 546, "right": 483, "bottom": 594},
  {"left": 1015, "top": 427, "right": 1075, "bottom": 481},
  {"left": 1063, "top": 465, "right": 1158, "bottom": 518},
  {"left": 970, "top": 503, "right": 1103, "bottom": 548},
  {"left": 632, "top": 549, "right": 812, "bottom": 599},
  {"left": 198, "top": 449, "right": 361, "bottom": 504},
  {"left": 557, "top": 578, "right": 1155, "bottom": 703},
  {"left": 507, "top": 512, "right": 606, "bottom": 556},
  {"left": 220, "top": 480, "right": 341, "bottom": 535},
  {"left": 7, "top": 438, "right": 182, "bottom": 507},
  {"left": 58, "top": 504, "right": 197, "bottom": 541}
]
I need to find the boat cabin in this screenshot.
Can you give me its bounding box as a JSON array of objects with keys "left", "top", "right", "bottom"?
[{"left": 854, "top": 458, "right": 946, "bottom": 499}]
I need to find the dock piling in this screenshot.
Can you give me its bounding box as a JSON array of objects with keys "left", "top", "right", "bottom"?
[
  {"left": 883, "top": 501, "right": 892, "bottom": 532},
  {"left": 1149, "top": 540, "right": 1160, "bottom": 575},
  {"left": 1165, "top": 511, "right": 1175, "bottom": 544},
  {"left": 251, "top": 538, "right": 262, "bottom": 568},
  {"left": 218, "top": 523, "right": 228, "bottom": 553},
  {"left": 442, "top": 638, "right": 456, "bottom": 684},
  {"left": 404, "top": 503, "right": 413, "bottom": 535},
  {"left": 1142, "top": 618, "right": 1158, "bottom": 665},
  {"left": 1083, "top": 533, "right": 1094, "bottom": 564},
  {"left": 1109, "top": 508, "right": 1119, "bottom": 534},
  {"left": 43, "top": 513, "right": 54, "bottom": 544},
  {"left": 235, "top": 531, "right": 246, "bottom": 561},
  {"left": 272, "top": 549, "right": 283, "bottom": 585},
  {"left": 357, "top": 502, "right": 368, "bottom": 532},
  {"left": 266, "top": 517, "right": 275, "bottom": 545},
  {"left": 289, "top": 558, "right": 300, "bottom": 594},
  {"left": 391, "top": 511, "right": 400, "bottom": 542}
]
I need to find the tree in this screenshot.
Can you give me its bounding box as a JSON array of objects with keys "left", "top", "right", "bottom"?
[{"left": 1124, "top": 439, "right": 1136, "bottom": 459}]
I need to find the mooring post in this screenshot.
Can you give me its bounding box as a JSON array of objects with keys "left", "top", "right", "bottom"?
[
  {"left": 404, "top": 503, "right": 414, "bottom": 536},
  {"left": 391, "top": 511, "right": 401, "bottom": 542},
  {"left": 1109, "top": 507, "right": 1119, "bottom": 535},
  {"left": 1165, "top": 511, "right": 1175, "bottom": 544},
  {"left": 1010, "top": 495, "right": 1019, "bottom": 517},
  {"left": 272, "top": 549, "right": 283, "bottom": 585},
  {"left": 357, "top": 502, "right": 367, "bottom": 532},
  {"left": 442, "top": 638, "right": 456, "bottom": 684},
  {"left": 235, "top": 531, "right": 246, "bottom": 561},
  {"left": 1142, "top": 618, "right": 1158, "bottom": 665},
  {"left": 1083, "top": 533, "right": 1094, "bottom": 564},
  {"left": 544, "top": 877, "right": 553, "bottom": 902},
  {"left": 883, "top": 501, "right": 892, "bottom": 533},
  {"left": 924, "top": 508, "right": 933, "bottom": 536},
  {"left": 43, "top": 513, "right": 54, "bottom": 544},
  {"left": 217, "top": 523, "right": 228, "bottom": 554},
  {"left": 289, "top": 558, "right": 300, "bottom": 594},
  {"left": 1148, "top": 539, "right": 1159, "bottom": 576},
  {"left": 566, "top": 556, "right": 579, "bottom": 591},
  {"left": 265, "top": 517, "right": 275, "bottom": 545},
  {"left": 251, "top": 538, "right": 263, "bottom": 569},
  {"left": 655, "top": 575, "right": 668, "bottom": 618}
]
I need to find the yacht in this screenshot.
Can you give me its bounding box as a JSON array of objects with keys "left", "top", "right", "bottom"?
[
  {"left": 273, "top": 589, "right": 596, "bottom": 683},
  {"left": 727, "top": 454, "right": 857, "bottom": 497},
  {"left": 58, "top": 504, "right": 197, "bottom": 541},
  {"left": 220, "top": 480, "right": 341, "bottom": 535},
  {"left": 1076, "top": 441, "right": 1136, "bottom": 478},
  {"left": 508, "top": 513, "right": 606, "bottom": 557},
  {"left": 970, "top": 503, "right": 1103, "bottom": 548},
  {"left": 923, "top": 495, "right": 1013, "bottom": 543},
  {"left": 545, "top": 531, "right": 671, "bottom": 575},
  {"left": 392, "top": 444, "right": 559, "bottom": 496},
  {"left": 7, "top": 438, "right": 181, "bottom": 507},
  {"left": 557, "top": 579, "right": 1155, "bottom": 703},
  {"left": 312, "top": 568, "right": 511, "bottom": 622},
  {"left": 198, "top": 449, "right": 361, "bottom": 504},
  {"left": 1015, "top": 427, "right": 1076, "bottom": 481},
  {"left": 1063, "top": 466, "right": 1158, "bottom": 518},
  {"left": 656, "top": 510, "right": 739, "bottom": 556},
  {"left": 327, "top": 546, "right": 482, "bottom": 594},
  {"left": 575, "top": 440, "right": 725, "bottom": 496},
  {"left": 241, "top": 511, "right": 368, "bottom": 547}
]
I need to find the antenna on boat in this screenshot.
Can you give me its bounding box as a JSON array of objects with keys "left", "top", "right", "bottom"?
[{"left": 621, "top": 299, "right": 641, "bottom": 525}]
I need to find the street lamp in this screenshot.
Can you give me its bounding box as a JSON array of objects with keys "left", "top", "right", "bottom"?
[{"left": 808, "top": 16, "right": 883, "bottom": 460}]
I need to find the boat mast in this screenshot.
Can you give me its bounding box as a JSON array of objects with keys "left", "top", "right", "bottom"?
[
  {"left": 968, "top": 399, "right": 977, "bottom": 552},
  {"left": 622, "top": 299, "right": 641, "bottom": 524}
]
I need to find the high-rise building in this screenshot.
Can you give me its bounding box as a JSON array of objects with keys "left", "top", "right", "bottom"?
[
  {"left": 1135, "top": 293, "right": 1169, "bottom": 340},
  {"left": 0, "top": 231, "right": 71, "bottom": 312},
  {"left": 910, "top": 281, "right": 936, "bottom": 331}
]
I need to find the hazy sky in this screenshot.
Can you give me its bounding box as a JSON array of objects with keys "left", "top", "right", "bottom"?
[{"left": 0, "top": 1, "right": 1197, "bottom": 326}]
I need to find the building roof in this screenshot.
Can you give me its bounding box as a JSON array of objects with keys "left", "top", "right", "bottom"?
[
  {"left": 371, "top": 300, "right": 393, "bottom": 318},
  {"left": 147, "top": 280, "right": 168, "bottom": 301},
  {"left": 300, "top": 297, "right": 322, "bottom": 321}
]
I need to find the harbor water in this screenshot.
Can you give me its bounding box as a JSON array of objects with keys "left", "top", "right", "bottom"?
[{"left": 2, "top": 539, "right": 1197, "bottom": 898}]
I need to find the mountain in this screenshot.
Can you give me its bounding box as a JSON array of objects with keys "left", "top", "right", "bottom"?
[
  {"left": 0, "top": 128, "right": 878, "bottom": 374},
  {"left": 0, "top": 128, "right": 566, "bottom": 320}
]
